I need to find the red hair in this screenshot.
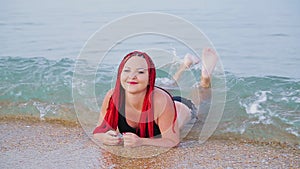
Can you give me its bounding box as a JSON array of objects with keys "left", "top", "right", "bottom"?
[{"left": 93, "top": 51, "right": 177, "bottom": 138}]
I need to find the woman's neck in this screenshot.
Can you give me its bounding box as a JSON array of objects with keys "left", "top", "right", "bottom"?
[{"left": 125, "top": 91, "right": 146, "bottom": 110}]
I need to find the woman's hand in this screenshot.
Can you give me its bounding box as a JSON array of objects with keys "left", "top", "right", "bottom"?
[
  {"left": 123, "top": 132, "right": 143, "bottom": 147},
  {"left": 93, "top": 130, "right": 122, "bottom": 146}
]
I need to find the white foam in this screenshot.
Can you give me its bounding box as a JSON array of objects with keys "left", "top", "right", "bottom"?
[
  {"left": 33, "top": 102, "right": 59, "bottom": 120},
  {"left": 292, "top": 96, "right": 300, "bottom": 103},
  {"left": 225, "top": 122, "right": 247, "bottom": 134},
  {"left": 155, "top": 77, "right": 175, "bottom": 86},
  {"left": 281, "top": 97, "right": 289, "bottom": 102},
  {"left": 286, "top": 127, "right": 300, "bottom": 137},
  {"left": 15, "top": 91, "right": 22, "bottom": 97},
  {"left": 246, "top": 91, "right": 270, "bottom": 115}
]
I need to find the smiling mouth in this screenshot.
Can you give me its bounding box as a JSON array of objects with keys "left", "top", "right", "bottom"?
[{"left": 127, "top": 81, "right": 138, "bottom": 85}]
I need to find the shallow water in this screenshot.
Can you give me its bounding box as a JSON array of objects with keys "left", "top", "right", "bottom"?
[{"left": 1, "top": 57, "right": 299, "bottom": 148}]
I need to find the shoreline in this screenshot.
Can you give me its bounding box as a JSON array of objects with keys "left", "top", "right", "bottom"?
[{"left": 1, "top": 116, "right": 299, "bottom": 168}]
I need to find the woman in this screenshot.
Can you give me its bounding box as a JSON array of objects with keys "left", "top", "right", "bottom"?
[{"left": 93, "top": 48, "right": 218, "bottom": 148}]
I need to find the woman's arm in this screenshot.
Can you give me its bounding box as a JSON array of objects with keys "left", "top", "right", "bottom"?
[
  {"left": 93, "top": 89, "right": 122, "bottom": 145},
  {"left": 122, "top": 131, "right": 179, "bottom": 148},
  {"left": 123, "top": 88, "right": 180, "bottom": 148}
]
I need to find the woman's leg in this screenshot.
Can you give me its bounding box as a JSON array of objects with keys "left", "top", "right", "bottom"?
[
  {"left": 172, "top": 48, "right": 218, "bottom": 88},
  {"left": 175, "top": 101, "right": 193, "bottom": 129},
  {"left": 199, "top": 48, "right": 218, "bottom": 88},
  {"left": 174, "top": 48, "right": 218, "bottom": 128},
  {"left": 190, "top": 48, "right": 218, "bottom": 105},
  {"left": 172, "top": 53, "right": 200, "bottom": 82}
]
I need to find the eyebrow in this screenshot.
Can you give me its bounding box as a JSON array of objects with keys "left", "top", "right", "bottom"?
[{"left": 124, "top": 67, "right": 147, "bottom": 70}]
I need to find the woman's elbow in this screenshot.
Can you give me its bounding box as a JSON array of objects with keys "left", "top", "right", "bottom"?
[{"left": 167, "top": 137, "right": 180, "bottom": 148}]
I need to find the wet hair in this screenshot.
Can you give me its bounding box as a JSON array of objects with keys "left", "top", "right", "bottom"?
[{"left": 93, "top": 51, "right": 177, "bottom": 138}]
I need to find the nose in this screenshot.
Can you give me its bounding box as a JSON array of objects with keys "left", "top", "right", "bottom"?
[{"left": 128, "top": 72, "right": 137, "bottom": 79}]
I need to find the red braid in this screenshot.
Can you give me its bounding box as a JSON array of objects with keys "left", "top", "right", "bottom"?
[{"left": 93, "top": 51, "right": 177, "bottom": 138}]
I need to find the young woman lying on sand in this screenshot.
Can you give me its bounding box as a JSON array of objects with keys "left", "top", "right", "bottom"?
[{"left": 93, "top": 48, "right": 218, "bottom": 148}]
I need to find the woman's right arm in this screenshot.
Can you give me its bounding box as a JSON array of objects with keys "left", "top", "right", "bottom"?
[{"left": 93, "top": 89, "right": 122, "bottom": 145}]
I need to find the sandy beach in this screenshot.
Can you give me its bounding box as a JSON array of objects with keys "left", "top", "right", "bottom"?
[{"left": 0, "top": 116, "right": 299, "bottom": 169}]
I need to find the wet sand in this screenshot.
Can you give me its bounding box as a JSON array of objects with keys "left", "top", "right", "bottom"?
[{"left": 1, "top": 117, "right": 299, "bottom": 169}]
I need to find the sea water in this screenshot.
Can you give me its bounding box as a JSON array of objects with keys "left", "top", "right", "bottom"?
[{"left": 1, "top": 0, "right": 299, "bottom": 147}]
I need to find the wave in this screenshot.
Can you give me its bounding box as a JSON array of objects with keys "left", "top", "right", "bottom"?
[{"left": 217, "top": 74, "right": 300, "bottom": 147}]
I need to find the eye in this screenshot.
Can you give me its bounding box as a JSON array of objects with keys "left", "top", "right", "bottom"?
[
  {"left": 138, "top": 71, "right": 145, "bottom": 74},
  {"left": 123, "top": 69, "right": 130, "bottom": 73}
]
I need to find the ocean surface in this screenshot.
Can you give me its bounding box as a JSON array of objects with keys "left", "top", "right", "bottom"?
[{"left": 1, "top": 0, "right": 299, "bottom": 147}]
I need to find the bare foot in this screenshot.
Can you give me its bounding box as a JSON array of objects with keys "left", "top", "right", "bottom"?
[
  {"left": 173, "top": 53, "right": 200, "bottom": 82},
  {"left": 200, "top": 48, "right": 218, "bottom": 88},
  {"left": 183, "top": 53, "right": 200, "bottom": 68}
]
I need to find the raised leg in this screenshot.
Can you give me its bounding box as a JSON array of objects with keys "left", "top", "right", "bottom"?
[
  {"left": 199, "top": 48, "right": 218, "bottom": 88},
  {"left": 175, "top": 48, "right": 218, "bottom": 128},
  {"left": 172, "top": 53, "right": 200, "bottom": 82}
]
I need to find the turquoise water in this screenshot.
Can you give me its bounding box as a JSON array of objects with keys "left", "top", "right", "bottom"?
[
  {"left": 0, "top": 57, "right": 299, "bottom": 147},
  {"left": 1, "top": 0, "right": 300, "bottom": 147}
]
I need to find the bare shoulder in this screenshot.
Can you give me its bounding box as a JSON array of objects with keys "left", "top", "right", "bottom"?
[
  {"left": 153, "top": 87, "right": 174, "bottom": 116},
  {"left": 104, "top": 88, "right": 114, "bottom": 98},
  {"left": 98, "top": 88, "right": 115, "bottom": 122},
  {"left": 153, "top": 87, "right": 173, "bottom": 102},
  {"left": 108, "top": 88, "right": 114, "bottom": 95},
  {"left": 101, "top": 88, "right": 114, "bottom": 108}
]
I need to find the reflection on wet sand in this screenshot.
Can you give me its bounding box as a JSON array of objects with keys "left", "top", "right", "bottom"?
[{"left": 1, "top": 116, "right": 299, "bottom": 168}]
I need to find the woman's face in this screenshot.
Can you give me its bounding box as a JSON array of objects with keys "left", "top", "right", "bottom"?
[{"left": 120, "top": 56, "right": 149, "bottom": 94}]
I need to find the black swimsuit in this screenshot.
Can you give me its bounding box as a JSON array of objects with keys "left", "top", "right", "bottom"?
[
  {"left": 117, "top": 87, "right": 197, "bottom": 138},
  {"left": 118, "top": 109, "right": 162, "bottom": 138}
]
